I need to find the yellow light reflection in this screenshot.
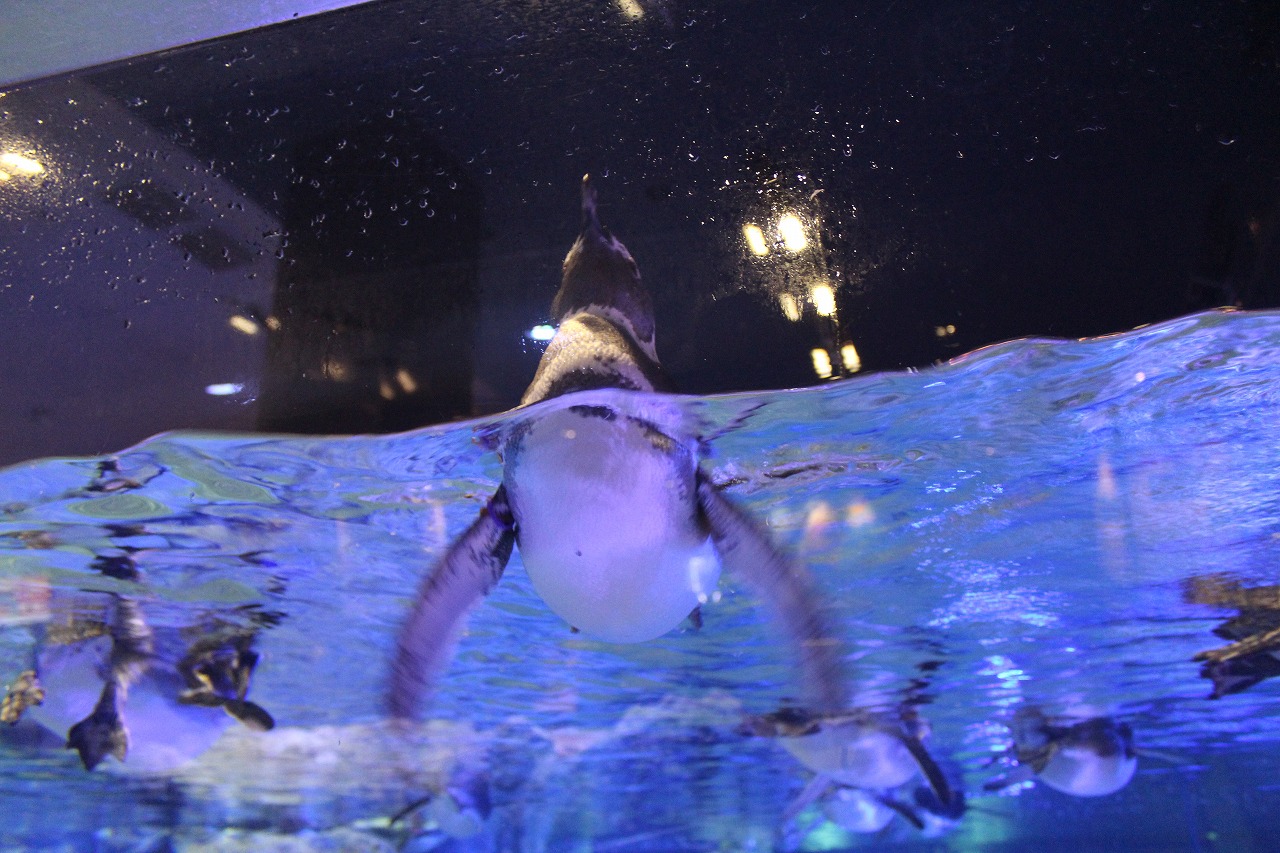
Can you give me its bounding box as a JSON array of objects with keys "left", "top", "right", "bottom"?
[
  {"left": 777, "top": 214, "right": 808, "bottom": 252},
  {"left": 810, "top": 347, "right": 832, "bottom": 379},
  {"left": 810, "top": 282, "right": 836, "bottom": 317},
  {"left": 743, "top": 223, "right": 769, "bottom": 256},
  {"left": 0, "top": 152, "right": 44, "bottom": 178},
  {"left": 617, "top": 0, "right": 644, "bottom": 19},
  {"left": 228, "top": 314, "right": 260, "bottom": 335},
  {"left": 846, "top": 500, "right": 876, "bottom": 527},
  {"left": 779, "top": 292, "right": 801, "bottom": 322},
  {"left": 323, "top": 357, "right": 350, "bottom": 382},
  {"left": 379, "top": 378, "right": 396, "bottom": 400},
  {"left": 395, "top": 367, "right": 418, "bottom": 394},
  {"left": 840, "top": 343, "right": 861, "bottom": 373}
]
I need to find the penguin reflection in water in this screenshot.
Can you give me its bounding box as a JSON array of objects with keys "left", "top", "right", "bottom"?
[
  {"left": 388, "top": 174, "right": 955, "bottom": 812},
  {"left": 2, "top": 534, "right": 273, "bottom": 773}
]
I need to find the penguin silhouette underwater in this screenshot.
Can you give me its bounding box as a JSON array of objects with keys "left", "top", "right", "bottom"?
[{"left": 387, "top": 175, "right": 851, "bottom": 720}]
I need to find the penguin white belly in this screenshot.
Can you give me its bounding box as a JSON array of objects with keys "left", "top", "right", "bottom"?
[
  {"left": 1037, "top": 745, "right": 1137, "bottom": 797},
  {"left": 508, "top": 408, "right": 721, "bottom": 643},
  {"left": 781, "top": 725, "right": 919, "bottom": 790}
]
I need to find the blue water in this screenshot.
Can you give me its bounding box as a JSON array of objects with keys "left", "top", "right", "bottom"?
[{"left": 2, "top": 309, "right": 1279, "bottom": 851}]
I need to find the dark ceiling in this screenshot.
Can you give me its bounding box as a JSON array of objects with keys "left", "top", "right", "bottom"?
[{"left": 1, "top": 0, "right": 1278, "bottom": 463}]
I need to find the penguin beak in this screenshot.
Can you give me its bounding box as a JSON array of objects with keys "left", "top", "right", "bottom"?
[{"left": 580, "top": 173, "right": 606, "bottom": 241}]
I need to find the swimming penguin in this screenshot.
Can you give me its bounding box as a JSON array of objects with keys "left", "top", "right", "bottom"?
[
  {"left": 389, "top": 175, "right": 848, "bottom": 718},
  {"left": 983, "top": 706, "right": 1136, "bottom": 797},
  {"left": 747, "top": 705, "right": 957, "bottom": 822}
]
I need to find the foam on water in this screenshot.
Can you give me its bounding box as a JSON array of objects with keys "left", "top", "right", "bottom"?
[{"left": 2, "top": 309, "right": 1279, "bottom": 850}]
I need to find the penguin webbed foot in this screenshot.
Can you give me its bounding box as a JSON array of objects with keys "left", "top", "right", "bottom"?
[
  {"left": 67, "top": 705, "right": 128, "bottom": 770},
  {"left": 223, "top": 698, "right": 275, "bottom": 731}
]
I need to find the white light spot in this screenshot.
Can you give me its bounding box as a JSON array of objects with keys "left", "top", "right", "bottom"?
[
  {"left": 0, "top": 152, "right": 44, "bottom": 177},
  {"left": 810, "top": 282, "right": 836, "bottom": 317},
  {"left": 840, "top": 343, "right": 861, "bottom": 373},
  {"left": 204, "top": 383, "right": 244, "bottom": 396},
  {"left": 777, "top": 213, "right": 808, "bottom": 252},
  {"left": 228, "top": 314, "right": 260, "bottom": 335},
  {"left": 743, "top": 223, "right": 769, "bottom": 256},
  {"left": 395, "top": 368, "right": 417, "bottom": 393},
  {"left": 528, "top": 324, "right": 556, "bottom": 341},
  {"left": 811, "top": 347, "right": 832, "bottom": 379},
  {"left": 778, "top": 292, "right": 801, "bottom": 322}
]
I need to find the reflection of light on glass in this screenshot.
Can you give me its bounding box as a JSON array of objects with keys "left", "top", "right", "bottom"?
[
  {"left": 810, "top": 282, "right": 836, "bottom": 317},
  {"left": 777, "top": 214, "right": 808, "bottom": 252},
  {"left": 778, "top": 292, "right": 801, "bottom": 322},
  {"left": 228, "top": 314, "right": 260, "bottom": 335},
  {"left": 205, "top": 383, "right": 244, "bottom": 396},
  {"left": 379, "top": 378, "right": 396, "bottom": 401},
  {"left": 840, "top": 343, "right": 861, "bottom": 373},
  {"left": 617, "top": 0, "right": 644, "bottom": 19},
  {"left": 934, "top": 324, "right": 957, "bottom": 338},
  {"left": 846, "top": 500, "right": 875, "bottom": 527},
  {"left": 528, "top": 324, "right": 556, "bottom": 341},
  {"left": 1134, "top": 371, "right": 1146, "bottom": 383},
  {"left": 810, "top": 347, "right": 832, "bottom": 379},
  {"left": 801, "top": 501, "right": 836, "bottom": 552},
  {"left": 743, "top": 223, "right": 769, "bottom": 256},
  {"left": 323, "top": 358, "right": 350, "bottom": 381},
  {"left": 1096, "top": 455, "right": 1116, "bottom": 500},
  {"left": 396, "top": 368, "right": 418, "bottom": 394},
  {"left": 0, "top": 152, "right": 44, "bottom": 179},
  {"left": 265, "top": 315, "right": 282, "bottom": 331}
]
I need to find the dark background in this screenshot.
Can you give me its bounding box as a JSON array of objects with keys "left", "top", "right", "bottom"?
[{"left": 1, "top": 0, "right": 1277, "bottom": 465}]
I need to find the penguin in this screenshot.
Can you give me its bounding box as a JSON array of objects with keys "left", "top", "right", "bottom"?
[
  {"left": 983, "top": 706, "right": 1136, "bottom": 797},
  {"left": 746, "top": 705, "right": 958, "bottom": 824},
  {"left": 388, "top": 175, "right": 849, "bottom": 719}
]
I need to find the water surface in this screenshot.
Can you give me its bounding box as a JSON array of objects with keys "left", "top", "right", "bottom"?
[{"left": 2, "top": 309, "right": 1279, "bottom": 851}]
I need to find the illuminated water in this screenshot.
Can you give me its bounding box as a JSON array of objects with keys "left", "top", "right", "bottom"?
[{"left": 2, "top": 309, "right": 1279, "bottom": 851}]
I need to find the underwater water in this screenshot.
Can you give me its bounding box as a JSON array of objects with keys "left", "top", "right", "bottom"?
[{"left": 2, "top": 308, "right": 1279, "bottom": 852}]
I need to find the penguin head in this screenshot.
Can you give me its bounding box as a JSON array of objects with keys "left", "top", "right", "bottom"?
[{"left": 552, "top": 175, "right": 657, "bottom": 356}]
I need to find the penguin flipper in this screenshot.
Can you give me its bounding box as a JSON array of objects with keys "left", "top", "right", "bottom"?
[
  {"left": 695, "top": 474, "right": 848, "bottom": 714},
  {"left": 895, "top": 730, "right": 957, "bottom": 817},
  {"left": 388, "top": 487, "right": 516, "bottom": 719}
]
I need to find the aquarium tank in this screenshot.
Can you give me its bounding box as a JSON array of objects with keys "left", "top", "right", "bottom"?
[{"left": 1, "top": 1, "right": 1278, "bottom": 851}]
